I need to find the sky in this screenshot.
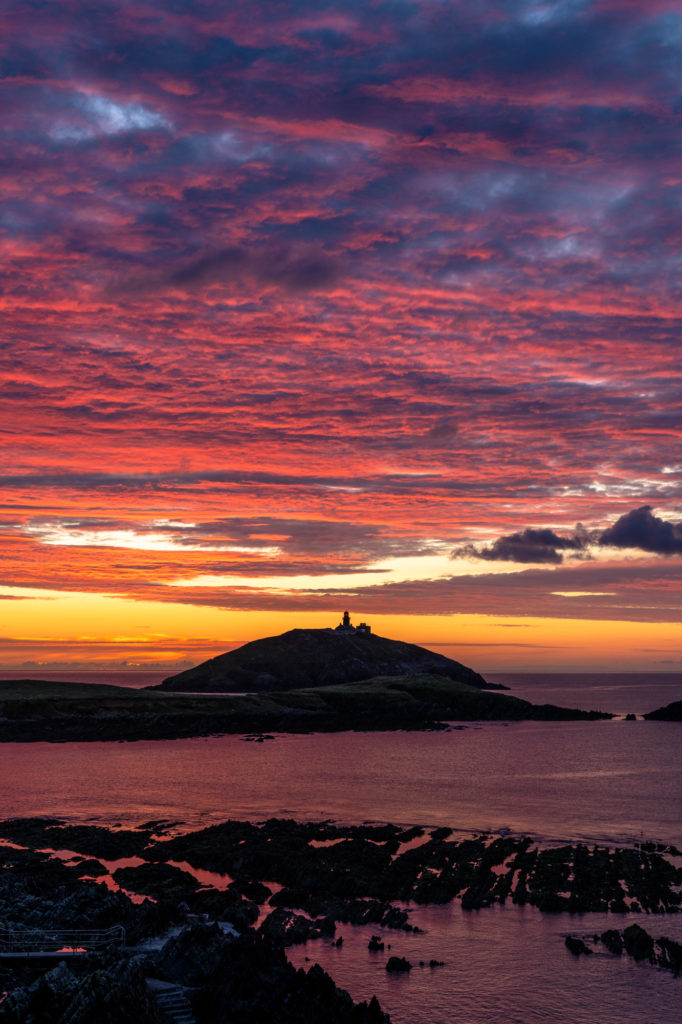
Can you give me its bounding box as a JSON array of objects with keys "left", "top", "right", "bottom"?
[{"left": 1, "top": 0, "right": 681, "bottom": 675}]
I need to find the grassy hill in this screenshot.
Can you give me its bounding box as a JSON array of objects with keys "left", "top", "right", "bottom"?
[
  {"left": 155, "top": 628, "right": 499, "bottom": 694},
  {"left": 0, "top": 675, "right": 611, "bottom": 742}
]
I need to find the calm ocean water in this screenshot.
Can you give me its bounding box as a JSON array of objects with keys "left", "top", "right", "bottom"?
[{"left": 0, "top": 670, "right": 680, "bottom": 1023}]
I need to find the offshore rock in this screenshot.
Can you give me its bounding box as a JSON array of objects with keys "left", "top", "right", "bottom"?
[
  {"left": 600, "top": 929, "right": 624, "bottom": 955},
  {"left": 385, "top": 956, "right": 412, "bottom": 972},
  {"left": 644, "top": 700, "right": 682, "bottom": 721},
  {"left": 154, "top": 628, "right": 496, "bottom": 693},
  {"left": 623, "top": 923, "right": 655, "bottom": 961},
  {"left": 598, "top": 926, "right": 682, "bottom": 975},
  {"left": 565, "top": 936, "right": 593, "bottom": 956}
]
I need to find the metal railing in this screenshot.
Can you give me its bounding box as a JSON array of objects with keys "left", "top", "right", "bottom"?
[{"left": 0, "top": 925, "right": 125, "bottom": 955}]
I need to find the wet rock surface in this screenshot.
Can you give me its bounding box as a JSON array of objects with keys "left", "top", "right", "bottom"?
[
  {"left": 0, "top": 818, "right": 153, "bottom": 859},
  {"left": 1, "top": 815, "right": 681, "bottom": 1021},
  {"left": 147, "top": 820, "right": 682, "bottom": 917}
]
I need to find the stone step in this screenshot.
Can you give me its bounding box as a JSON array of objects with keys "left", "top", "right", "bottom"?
[{"left": 149, "top": 984, "right": 196, "bottom": 1024}]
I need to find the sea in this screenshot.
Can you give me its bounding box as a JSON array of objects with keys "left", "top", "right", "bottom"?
[{"left": 0, "top": 670, "right": 680, "bottom": 1024}]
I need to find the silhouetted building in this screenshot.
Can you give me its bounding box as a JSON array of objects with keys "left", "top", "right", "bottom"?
[{"left": 334, "top": 611, "right": 371, "bottom": 634}]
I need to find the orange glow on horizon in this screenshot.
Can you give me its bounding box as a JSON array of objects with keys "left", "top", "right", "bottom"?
[{"left": 0, "top": 592, "right": 679, "bottom": 675}]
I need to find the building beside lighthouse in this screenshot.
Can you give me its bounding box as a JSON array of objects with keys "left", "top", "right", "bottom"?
[{"left": 334, "top": 610, "right": 371, "bottom": 635}]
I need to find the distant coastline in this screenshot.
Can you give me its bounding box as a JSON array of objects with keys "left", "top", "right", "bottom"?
[{"left": 0, "top": 673, "right": 616, "bottom": 744}]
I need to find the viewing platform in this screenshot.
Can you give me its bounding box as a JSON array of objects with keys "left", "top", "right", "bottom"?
[{"left": 0, "top": 925, "right": 125, "bottom": 960}]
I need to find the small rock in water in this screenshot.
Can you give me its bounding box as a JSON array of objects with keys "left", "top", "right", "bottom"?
[
  {"left": 386, "top": 955, "right": 412, "bottom": 972},
  {"left": 565, "top": 935, "right": 593, "bottom": 956}
]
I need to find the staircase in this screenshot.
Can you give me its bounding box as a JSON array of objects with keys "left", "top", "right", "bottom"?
[{"left": 149, "top": 982, "right": 196, "bottom": 1024}]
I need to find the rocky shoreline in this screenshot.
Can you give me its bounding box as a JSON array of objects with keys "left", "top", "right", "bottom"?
[{"left": 1, "top": 816, "right": 680, "bottom": 1022}]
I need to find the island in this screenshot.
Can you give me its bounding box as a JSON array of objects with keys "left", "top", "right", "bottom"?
[
  {"left": 0, "top": 617, "right": 616, "bottom": 742},
  {"left": 152, "top": 614, "right": 501, "bottom": 694}
]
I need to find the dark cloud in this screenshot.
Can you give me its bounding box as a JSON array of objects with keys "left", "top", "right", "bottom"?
[
  {"left": 166, "top": 245, "right": 340, "bottom": 294},
  {"left": 454, "top": 507, "right": 682, "bottom": 566},
  {"left": 599, "top": 506, "right": 682, "bottom": 555},
  {"left": 454, "top": 527, "right": 587, "bottom": 564}
]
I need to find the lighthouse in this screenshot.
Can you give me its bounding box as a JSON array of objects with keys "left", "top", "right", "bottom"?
[{"left": 334, "top": 611, "right": 371, "bottom": 634}]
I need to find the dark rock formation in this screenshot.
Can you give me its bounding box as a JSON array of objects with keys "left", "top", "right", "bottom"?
[
  {"left": 597, "top": 926, "right": 682, "bottom": 976},
  {"left": 158, "top": 924, "right": 391, "bottom": 1023},
  {"left": 0, "top": 958, "right": 164, "bottom": 1024},
  {"left": 600, "top": 929, "right": 624, "bottom": 955},
  {"left": 0, "top": 818, "right": 152, "bottom": 859},
  {"left": 0, "top": 857, "right": 391, "bottom": 1024},
  {"left": 258, "top": 908, "right": 335, "bottom": 946},
  {"left": 74, "top": 858, "right": 108, "bottom": 878},
  {"left": 623, "top": 923, "right": 655, "bottom": 961},
  {"left": 3, "top": 814, "right": 682, "bottom": 1022},
  {"left": 154, "top": 628, "right": 497, "bottom": 693},
  {"left": 565, "top": 936, "right": 593, "bottom": 956},
  {"left": 385, "top": 956, "right": 412, "bottom": 972},
  {"left": 657, "top": 936, "right": 682, "bottom": 975},
  {"left": 0, "top": 846, "right": 178, "bottom": 945},
  {"left": 145, "top": 818, "right": 681, "bottom": 920},
  {"left": 644, "top": 700, "right": 682, "bottom": 721}
]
